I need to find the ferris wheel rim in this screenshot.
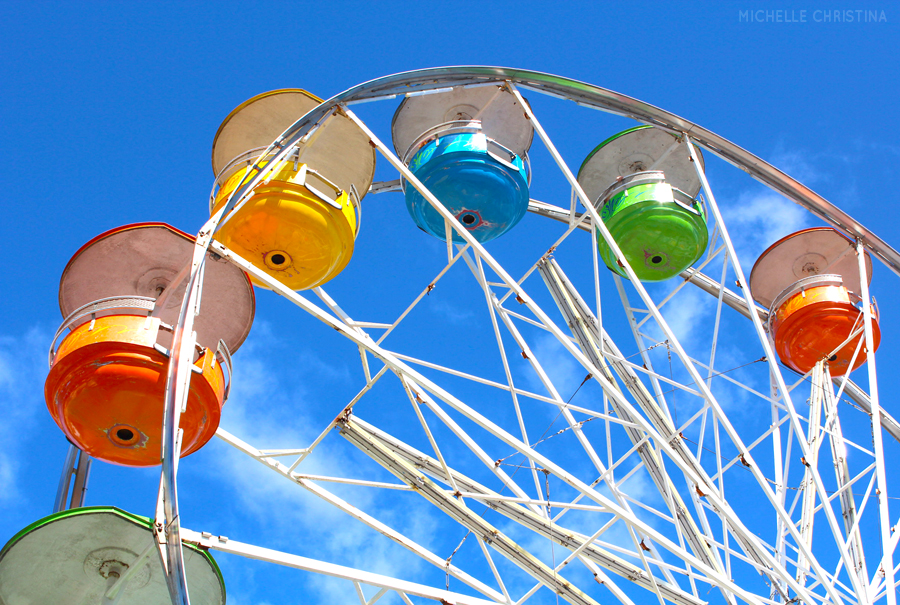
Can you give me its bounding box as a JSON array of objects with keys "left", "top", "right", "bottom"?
[{"left": 257, "top": 65, "right": 899, "bottom": 276}]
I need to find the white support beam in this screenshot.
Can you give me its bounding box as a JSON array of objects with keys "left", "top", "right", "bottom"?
[
  {"left": 338, "top": 418, "right": 603, "bottom": 605},
  {"left": 537, "top": 256, "right": 729, "bottom": 594},
  {"left": 179, "top": 528, "right": 504, "bottom": 605},
  {"left": 209, "top": 224, "right": 784, "bottom": 605},
  {"left": 857, "top": 238, "right": 896, "bottom": 605},
  {"left": 214, "top": 428, "right": 505, "bottom": 602},
  {"left": 351, "top": 416, "right": 712, "bottom": 605},
  {"left": 796, "top": 362, "right": 826, "bottom": 586},
  {"left": 507, "top": 82, "right": 809, "bottom": 600},
  {"left": 205, "top": 101, "right": 833, "bottom": 603},
  {"left": 821, "top": 364, "right": 869, "bottom": 588}
]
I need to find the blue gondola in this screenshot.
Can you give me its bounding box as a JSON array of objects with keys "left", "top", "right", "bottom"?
[{"left": 402, "top": 120, "right": 530, "bottom": 243}]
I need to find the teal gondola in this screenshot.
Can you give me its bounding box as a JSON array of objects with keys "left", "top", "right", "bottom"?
[{"left": 402, "top": 120, "right": 530, "bottom": 243}]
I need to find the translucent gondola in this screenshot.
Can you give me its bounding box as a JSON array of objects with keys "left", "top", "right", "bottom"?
[
  {"left": 210, "top": 89, "right": 376, "bottom": 290},
  {"left": 392, "top": 85, "right": 533, "bottom": 242},
  {"left": 578, "top": 125, "right": 708, "bottom": 281},
  {"left": 45, "top": 223, "right": 255, "bottom": 466}
]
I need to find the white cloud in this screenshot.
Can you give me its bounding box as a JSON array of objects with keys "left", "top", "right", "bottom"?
[
  {"left": 766, "top": 146, "right": 829, "bottom": 188},
  {"left": 0, "top": 452, "right": 18, "bottom": 504},
  {"left": 722, "top": 190, "right": 813, "bottom": 275},
  {"left": 651, "top": 285, "right": 715, "bottom": 353},
  {"left": 427, "top": 297, "right": 476, "bottom": 325},
  {"left": 519, "top": 333, "right": 586, "bottom": 404},
  {"left": 0, "top": 326, "right": 54, "bottom": 506},
  {"left": 195, "top": 322, "right": 444, "bottom": 604}
]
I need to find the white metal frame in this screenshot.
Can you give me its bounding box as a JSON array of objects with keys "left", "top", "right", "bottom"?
[{"left": 52, "top": 67, "right": 895, "bottom": 605}]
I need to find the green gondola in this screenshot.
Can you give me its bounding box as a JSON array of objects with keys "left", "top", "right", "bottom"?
[
  {"left": 578, "top": 126, "right": 709, "bottom": 282},
  {"left": 0, "top": 507, "right": 225, "bottom": 605}
]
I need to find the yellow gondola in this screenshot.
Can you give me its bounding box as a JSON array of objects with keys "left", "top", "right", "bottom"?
[{"left": 210, "top": 90, "right": 375, "bottom": 290}]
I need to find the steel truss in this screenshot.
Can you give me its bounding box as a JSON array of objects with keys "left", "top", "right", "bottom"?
[{"left": 115, "top": 68, "right": 899, "bottom": 605}]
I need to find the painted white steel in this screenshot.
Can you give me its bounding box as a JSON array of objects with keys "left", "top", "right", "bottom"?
[
  {"left": 213, "top": 427, "right": 506, "bottom": 603},
  {"left": 821, "top": 364, "right": 869, "bottom": 586},
  {"left": 340, "top": 418, "right": 623, "bottom": 605},
  {"left": 796, "top": 362, "right": 826, "bottom": 587},
  {"left": 523, "top": 197, "right": 900, "bottom": 445},
  {"left": 157, "top": 224, "right": 215, "bottom": 605},
  {"left": 350, "top": 417, "right": 706, "bottom": 605},
  {"left": 209, "top": 237, "right": 771, "bottom": 604},
  {"left": 538, "top": 257, "right": 729, "bottom": 598},
  {"left": 856, "top": 239, "right": 897, "bottom": 605},
  {"left": 685, "top": 137, "right": 871, "bottom": 604},
  {"left": 141, "top": 68, "right": 897, "bottom": 605},
  {"left": 179, "top": 528, "right": 504, "bottom": 605},
  {"left": 508, "top": 83, "right": 814, "bottom": 602},
  {"left": 208, "top": 94, "right": 829, "bottom": 601},
  {"left": 469, "top": 250, "right": 549, "bottom": 505}
]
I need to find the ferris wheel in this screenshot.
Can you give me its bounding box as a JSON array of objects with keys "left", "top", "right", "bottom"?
[{"left": 1, "top": 67, "right": 898, "bottom": 605}]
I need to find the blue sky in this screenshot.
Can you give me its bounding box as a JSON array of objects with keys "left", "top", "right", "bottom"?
[{"left": 2, "top": 2, "right": 899, "bottom": 605}]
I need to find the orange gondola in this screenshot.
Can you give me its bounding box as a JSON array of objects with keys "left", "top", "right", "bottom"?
[
  {"left": 45, "top": 223, "right": 255, "bottom": 466},
  {"left": 750, "top": 227, "right": 879, "bottom": 376}
]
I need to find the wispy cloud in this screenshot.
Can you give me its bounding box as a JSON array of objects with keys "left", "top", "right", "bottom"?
[
  {"left": 723, "top": 190, "right": 813, "bottom": 275},
  {"left": 0, "top": 326, "right": 54, "bottom": 507},
  {"left": 518, "top": 333, "right": 585, "bottom": 404},
  {"left": 650, "top": 285, "right": 716, "bottom": 353},
  {"left": 426, "top": 296, "right": 476, "bottom": 326},
  {"left": 766, "top": 145, "right": 832, "bottom": 188},
  {"left": 195, "top": 322, "right": 442, "bottom": 604}
]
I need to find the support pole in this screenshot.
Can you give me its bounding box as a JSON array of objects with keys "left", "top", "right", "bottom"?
[
  {"left": 69, "top": 448, "right": 92, "bottom": 509},
  {"left": 53, "top": 444, "right": 79, "bottom": 513},
  {"left": 155, "top": 216, "right": 223, "bottom": 605},
  {"left": 537, "top": 257, "right": 729, "bottom": 594},
  {"left": 508, "top": 80, "right": 822, "bottom": 602},
  {"left": 856, "top": 239, "right": 896, "bottom": 605},
  {"left": 821, "top": 364, "right": 869, "bottom": 587},
  {"left": 682, "top": 133, "right": 863, "bottom": 604},
  {"left": 796, "top": 361, "right": 826, "bottom": 586}
]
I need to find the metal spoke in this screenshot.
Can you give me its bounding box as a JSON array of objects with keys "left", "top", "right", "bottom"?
[{"left": 180, "top": 528, "right": 504, "bottom": 605}]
